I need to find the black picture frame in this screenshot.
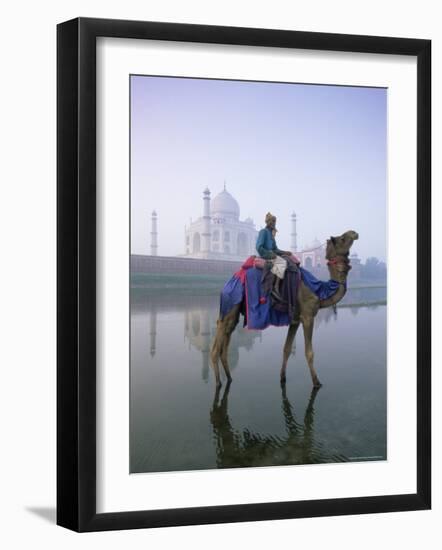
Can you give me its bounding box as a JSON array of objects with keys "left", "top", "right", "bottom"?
[{"left": 57, "top": 17, "right": 431, "bottom": 532}]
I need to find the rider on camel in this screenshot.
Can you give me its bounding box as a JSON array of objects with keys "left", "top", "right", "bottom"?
[{"left": 256, "top": 212, "right": 297, "bottom": 300}]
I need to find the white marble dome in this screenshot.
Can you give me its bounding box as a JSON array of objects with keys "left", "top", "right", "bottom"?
[
  {"left": 183, "top": 186, "right": 258, "bottom": 260},
  {"left": 211, "top": 188, "right": 240, "bottom": 219}
]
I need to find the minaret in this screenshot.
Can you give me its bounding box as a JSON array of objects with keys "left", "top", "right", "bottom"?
[
  {"left": 290, "top": 211, "right": 298, "bottom": 253},
  {"left": 150, "top": 210, "right": 158, "bottom": 256},
  {"left": 149, "top": 308, "right": 157, "bottom": 358},
  {"left": 201, "top": 187, "right": 211, "bottom": 256}
]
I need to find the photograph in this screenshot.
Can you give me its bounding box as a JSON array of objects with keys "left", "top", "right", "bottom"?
[
  {"left": 129, "top": 74, "right": 388, "bottom": 474},
  {"left": 0, "top": 0, "right": 434, "bottom": 543}
]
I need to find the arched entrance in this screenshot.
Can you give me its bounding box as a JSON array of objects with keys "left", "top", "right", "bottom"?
[
  {"left": 304, "top": 256, "right": 313, "bottom": 270},
  {"left": 193, "top": 232, "right": 200, "bottom": 253},
  {"left": 237, "top": 233, "right": 248, "bottom": 256}
]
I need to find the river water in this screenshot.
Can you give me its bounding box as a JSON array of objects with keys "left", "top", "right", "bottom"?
[{"left": 130, "top": 290, "right": 387, "bottom": 473}]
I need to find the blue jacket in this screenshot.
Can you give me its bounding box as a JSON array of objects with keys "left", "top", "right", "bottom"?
[{"left": 256, "top": 227, "right": 283, "bottom": 259}]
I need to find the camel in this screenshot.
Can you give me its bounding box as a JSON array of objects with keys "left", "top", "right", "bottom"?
[{"left": 210, "top": 230, "right": 359, "bottom": 388}]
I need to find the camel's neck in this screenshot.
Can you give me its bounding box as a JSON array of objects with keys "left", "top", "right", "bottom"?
[{"left": 319, "top": 257, "right": 350, "bottom": 309}]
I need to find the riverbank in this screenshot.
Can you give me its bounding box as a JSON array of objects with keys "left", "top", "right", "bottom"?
[{"left": 131, "top": 272, "right": 387, "bottom": 306}]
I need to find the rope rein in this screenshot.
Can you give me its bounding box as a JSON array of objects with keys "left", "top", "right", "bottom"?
[
  {"left": 295, "top": 240, "right": 352, "bottom": 273},
  {"left": 301, "top": 241, "right": 327, "bottom": 253}
]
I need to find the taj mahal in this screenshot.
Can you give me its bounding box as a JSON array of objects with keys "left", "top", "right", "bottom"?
[
  {"left": 148, "top": 186, "right": 362, "bottom": 272},
  {"left": 183, "top": 185, "right": 259, "bottom": 261},
  {"left": 150, "top": 185, "right": 298, "bottom": 262}
]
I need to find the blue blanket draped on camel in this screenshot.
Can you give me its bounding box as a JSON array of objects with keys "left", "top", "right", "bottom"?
[
  {"left": 219, "top": 258, "right": 342, "bottom": 330},
  {"left": 299, "top": 267, "right": 342, "bottom": 300}
]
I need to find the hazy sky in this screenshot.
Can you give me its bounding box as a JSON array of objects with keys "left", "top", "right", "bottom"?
[{"left": 131, "top": 75, "right": 387, "bottom": 262}]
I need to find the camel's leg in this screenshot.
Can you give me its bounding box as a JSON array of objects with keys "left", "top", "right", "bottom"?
[
  {"left": 210, "top": 321, "right": 224, "bottom": 387},
  {"left": 280, "top": 320, "right": 300, "bottom": 384},
  {"left": 302, "top": 318, "right": 322, "bottom": 388},
  {"left": 211, "top": 305, "right": 239, "bottom": 387},
  {"left": 220, "top": 332, "right": 233, "bottom": 381},
  {"left": 219, "top": 309, "right": 240, "bottom": 381}
]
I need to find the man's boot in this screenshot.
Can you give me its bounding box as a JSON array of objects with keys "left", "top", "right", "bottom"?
[{"left": 271, "top": 277, "right": 283, "bottom": 302}]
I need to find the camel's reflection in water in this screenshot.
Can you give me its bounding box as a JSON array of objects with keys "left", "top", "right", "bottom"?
[{"left": 210, "top": 383, "right": 348, "bottom": 468}]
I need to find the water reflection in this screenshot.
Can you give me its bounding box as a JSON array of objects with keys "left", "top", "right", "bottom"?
[
  {"left": 149, "top": 307, "right": 157, "bottom": 357},
  {"left": 211, "top": 383, "right": 347, "bottom": 468},
  {"left": 184, "top": 309, "right": 262, "bottom": 381},
  {"left": 130, "top": 291, "right": 387, "bottom": 473},
  {"left": 144, "top": 294, "right": 375, "bottom": 373}
]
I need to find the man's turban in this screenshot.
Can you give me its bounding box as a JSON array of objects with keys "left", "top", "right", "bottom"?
[{"left": 265, "top": 212, "right": 276, "bottom": 224}]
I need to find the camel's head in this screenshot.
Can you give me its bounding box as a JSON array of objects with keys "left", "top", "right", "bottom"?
[{"left": 326, "top": 230, "right": 359, "bottom": 260}]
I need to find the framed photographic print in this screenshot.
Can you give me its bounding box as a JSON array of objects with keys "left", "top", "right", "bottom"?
[{"left": 57, "top": 17, "right": 431, "bottom": 532}]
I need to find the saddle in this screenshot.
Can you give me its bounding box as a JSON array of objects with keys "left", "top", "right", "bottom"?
[{"left": 260, "top": 256, "right": 300, "bottom": 319}]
